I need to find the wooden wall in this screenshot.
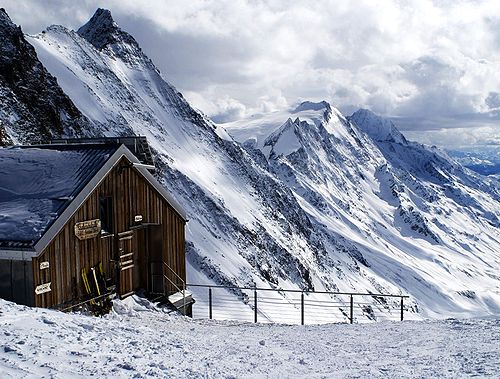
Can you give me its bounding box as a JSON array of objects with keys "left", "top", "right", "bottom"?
[{"left": 32, "top": 157, "right": 186, "bottom": 308}]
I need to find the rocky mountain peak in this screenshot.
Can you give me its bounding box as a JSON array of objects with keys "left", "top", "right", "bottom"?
[
  {"left": 77, "top": 8, "right": 137, "bottom": 51},
  {"left": 0, "top": 7, "right": 23, "bottom": 59},
  {"left": 0, "top": 8, "right": 10, "bottom": 23},
  {"left": 0, "top": 7, "right": 11, "bottom": 23}
]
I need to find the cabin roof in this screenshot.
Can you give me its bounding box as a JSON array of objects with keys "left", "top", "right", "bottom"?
[
  {"left": 0, "top": 144, "right": 119, "bottom": 248},
  {"left": 0, "top": 141, "right": 187, "bottom": 252}
]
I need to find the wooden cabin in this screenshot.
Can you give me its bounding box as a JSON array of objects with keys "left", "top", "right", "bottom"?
[{"left": 0, "top": 137, "right": 190, "bottom": 312}]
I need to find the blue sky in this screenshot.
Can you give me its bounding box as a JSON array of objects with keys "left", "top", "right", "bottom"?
[{"left": 4, "top": 0, "right": 500, "bottom": 149}]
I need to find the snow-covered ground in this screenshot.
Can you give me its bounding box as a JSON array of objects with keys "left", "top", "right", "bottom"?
[{"left": 0, "top": 296, "right": 499, "bottom": 378}]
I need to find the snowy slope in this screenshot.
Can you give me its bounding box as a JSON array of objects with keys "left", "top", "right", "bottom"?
[
  {"left": 23, "top": 9, "right": 500, "bottom": 321},
  {"left": 0, "top": 297, "right": 499, "bottom": 378},
  {"left": 349, "top": 108, "right": 407, "bottom": 144}
]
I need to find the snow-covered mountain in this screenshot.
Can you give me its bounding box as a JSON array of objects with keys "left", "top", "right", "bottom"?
[
  {"left": 27, "top": 9, "right": 338, "bottom": 317},
  {"left": 448, "top": 149, "right": 500, "bottom": 176},
  {"left": 226, "top": 103, "right": 500, "bottom": 318},
  {"left": 349, "top": 108, "right": 408, "bottom": 145},
  {"left": 1, "top": 8, "right": 499, "bottom": 321}
]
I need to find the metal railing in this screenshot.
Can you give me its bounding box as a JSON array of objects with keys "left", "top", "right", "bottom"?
[
  {"left": 162, "top": 262, "right": 187, "bottom": 313},
  {"left": 187, "top": 284, "right": 409, "bottom": 325}
]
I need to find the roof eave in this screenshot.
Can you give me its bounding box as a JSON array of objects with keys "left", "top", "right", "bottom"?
[
  {"left": 126, "top": 154, "right": 188, "bottom": 222},
  {"left": 0, "top": 248, "right": 37, "bottom": 261}
]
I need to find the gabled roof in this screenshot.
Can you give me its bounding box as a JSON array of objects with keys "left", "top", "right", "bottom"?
[
  {"left": 0, "top": 144, "right": 118, "bottom": 248},
  {"left": 0, "top": 142, "right": 187, "bottom": 255}
]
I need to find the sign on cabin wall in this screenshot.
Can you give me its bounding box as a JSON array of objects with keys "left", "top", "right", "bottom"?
[
  {"left": 35, "top": 282, "right": 51, "bottom": 295},
  {"left": 39, "top": 261, "right": 50, "bottom": 270},
  {"left": 74, "top": 219, "right": 101, "bottom": 240},
  {"left": 134, "top": 215, "right": 143, "bottom": 222}
]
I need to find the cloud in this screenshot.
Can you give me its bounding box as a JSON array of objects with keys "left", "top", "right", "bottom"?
[
  {"left": 209, "top": 96, "right": 247, "bottom": 124},
  {"left": 3, "top": 0, "right": 500, "bottom": 148},
  {"left": 404, "top": 125, "right": 500, "bottom": 149},
  {"left": 2, "top": 0, "right": 96, "bottom": 33}
]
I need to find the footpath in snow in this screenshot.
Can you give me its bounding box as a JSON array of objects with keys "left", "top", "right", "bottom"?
[{"left": 0, "top": 296, "right": 499, "bottom": 378}]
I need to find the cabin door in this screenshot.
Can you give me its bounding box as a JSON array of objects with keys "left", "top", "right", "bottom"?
[
  {"left": 117, "top": 231, "right": 135, "bottom": 298},
  {"left": 134, "top": 224, "right": 164, "bottom": 294},
  {"left": 147, "top": 225, "right": 164, "bottom": 294}
]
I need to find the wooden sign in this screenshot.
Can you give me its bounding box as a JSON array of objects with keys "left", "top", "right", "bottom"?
[
  {"left": 75, "top": 219, "right": 101, "bottom": 240},
  {"left": 134, "top": 215, "right": 143, "bottom": 222},
  {"left": 40, "top": 261, "right": 50, "bottom": 270},
  {"left": 35, "top": 282, "right": 51, "bottom": 295}
]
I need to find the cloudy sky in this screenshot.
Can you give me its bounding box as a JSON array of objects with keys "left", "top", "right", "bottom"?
[{"left": 4, "top": 0, "right": 500, "bottom": 149}]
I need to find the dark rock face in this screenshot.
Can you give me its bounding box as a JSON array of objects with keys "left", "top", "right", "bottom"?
[
  {"left": 77, "top": 8, "right": 119, "bottom": 50},
  {"left": 0, "top": 8, "right": 89, "bottom": 145},
  {"left": 76, "top": 8, "right": 146, "bottom": 66},
  {"left": 77, "top": 8, "right": 137, "bottom": 52},
  {"left": 0, "top": 122, "right": 12, "bottom": 146}
]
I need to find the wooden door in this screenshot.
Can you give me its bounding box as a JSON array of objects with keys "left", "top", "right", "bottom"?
[
  {"left": 118, "top": 231, "right": 135, "bottom": 298},
  {"left": 133, "top": 225, "right": 164, "bottom": 294}
]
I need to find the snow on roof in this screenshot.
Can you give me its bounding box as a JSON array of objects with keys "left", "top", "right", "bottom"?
[{"left": 0, "top": 145, "right": 117, "bottom": 247}]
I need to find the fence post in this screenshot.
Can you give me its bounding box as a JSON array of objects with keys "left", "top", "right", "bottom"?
[
  {"left": 254, "top": 290, "right": 258, "bottom": 323},
  {"left": 301, "top": 292, "right": 304, "bottom": 325},
  {"left": 208, "top": 287, "right": 212, "bottom": 320},
  {"left": 350, "top": 295, "right": 354, "bottom": 324},
  {"left": 400, "top": 297, "right": 404, "bottom": 321}
]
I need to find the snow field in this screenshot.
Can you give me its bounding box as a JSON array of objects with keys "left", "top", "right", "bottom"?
[{"left": 1, "top": 296, "right": 499, "bottom": 378}]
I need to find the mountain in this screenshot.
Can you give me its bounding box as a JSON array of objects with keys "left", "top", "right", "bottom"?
[
  {"left": 0, "top": 8, "right": 92, "bottom": 146},
  {"left": 1, "top": 8, "right": 498, "bottom": 320},
  {"left": 226, "top": 103, "right": 500, "bottom": 317},
  {"left": 447, "top": 149, "right": 500, "bottom": 176}
]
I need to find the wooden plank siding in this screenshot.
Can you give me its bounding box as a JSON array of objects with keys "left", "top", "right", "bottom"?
[{"left": 32, "top": 157, "right": 186, "bottom": 308}]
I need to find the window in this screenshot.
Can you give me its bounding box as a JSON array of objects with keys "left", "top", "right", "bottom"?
[{"left": 99, "top": 197, "right": 113, "bottom": 234}]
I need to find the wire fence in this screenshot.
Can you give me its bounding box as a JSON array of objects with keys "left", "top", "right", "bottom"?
[{"left": 187, "top": 284, "right": 409, "bottom": 325}]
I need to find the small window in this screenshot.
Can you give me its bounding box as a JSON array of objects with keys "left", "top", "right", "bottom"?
[{"left": 100, "top": 197, "right": 113, "bottom": 234}]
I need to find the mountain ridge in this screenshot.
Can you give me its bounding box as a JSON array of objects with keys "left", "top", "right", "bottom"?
[{"left": 77, "top": 8, "right": 131, "bottom": 50}]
